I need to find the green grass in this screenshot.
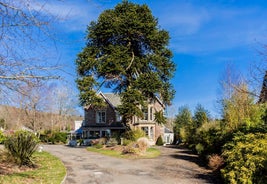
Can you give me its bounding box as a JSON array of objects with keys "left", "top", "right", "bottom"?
[
  {"left": 87, "top": 146, "right": 161, "bottom": 159},
  {"left": 87, "top": 147, "right": 122, "bottom": 157},
  {"left": 142, "top": 147, "right": 161, "bottom": 158},
  {"left": 0, "top": 151, "right": 66, "bottom": 184}
]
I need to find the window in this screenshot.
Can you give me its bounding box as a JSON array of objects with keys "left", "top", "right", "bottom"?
[
  {"left": 96, "top": 111, "right": 106, "bottom": 123},
  {"left": 141, "top": 127, "right": 149, "bottom": 136},
  {"left": 150, "top": 127, "right": 154, "bottom": 139},
  {"left": 89, "top": 131, "right": 94, "bottom": 137},
  {"left": 150, "top": 107, "right": 153, "bottom": 120},
  {"left": 142, "top": 107, "right": 148, "bottom": 120},
  {"left": 101, "top": 131, "right": 106, "bottom": 137},
  {"left": 116, "top": 112, "right": 122, "bottom": 122}
]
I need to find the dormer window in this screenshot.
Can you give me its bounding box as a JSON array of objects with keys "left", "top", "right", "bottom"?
[{"left": 96, "top": 111, "right": 106, "bottom": 123}]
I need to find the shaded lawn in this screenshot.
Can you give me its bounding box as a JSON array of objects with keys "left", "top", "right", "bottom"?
[
  {"left": 0, "top": 151, "right": 66, "bottom": 184},
  {"left": 87, "top": 146, "right": 161, "bottom": 159}
]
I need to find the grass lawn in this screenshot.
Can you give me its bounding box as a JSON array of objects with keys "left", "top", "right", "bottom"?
[
  {"left": 87, "top": 146, "right": 161, "bottom": 159},
  {"left": 0, "top": 151, "right": 66, "bottom": 184}
]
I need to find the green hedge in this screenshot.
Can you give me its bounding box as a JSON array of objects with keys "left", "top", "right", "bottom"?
[
  {"left": 39, "top": 130, "right": 67, "bottom": 144},
  {"left": 221, "top": 133, "right": 267, "bottom": 184}
]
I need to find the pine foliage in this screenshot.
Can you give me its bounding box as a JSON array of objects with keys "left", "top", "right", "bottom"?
[{"left": 76, "top": 1, "right": 175, "bottom": 122}]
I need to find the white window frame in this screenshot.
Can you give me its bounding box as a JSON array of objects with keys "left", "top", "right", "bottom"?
[
  {"left": 142, "top": 107, "right": 148, "bottom": 120},
  {"left": 96, "top": 111, "right": 106, "bottom": 124},
  {"left": 115, "top": 111, "right": 122, "bottom": 122},
  {"left": 150, "top": 107, "right": 153, "bottom": 120}
]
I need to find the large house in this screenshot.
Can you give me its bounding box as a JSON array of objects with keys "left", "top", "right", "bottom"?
[{"left": 81, "top": 92, "right": 172, "bottom": 145}]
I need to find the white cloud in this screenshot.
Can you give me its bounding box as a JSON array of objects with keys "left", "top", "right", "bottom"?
[
  {"left": 32, "top": 0, "right": 267, "bottom": 53},
  {"left": 155, "top": 2, "right": 210, "bottom": 35},
  {"left": 150, "top": 1, "right": 267, "bottom": 55},
  {"left": 32, "top": 0, "right": 102, "bottom": 32}
]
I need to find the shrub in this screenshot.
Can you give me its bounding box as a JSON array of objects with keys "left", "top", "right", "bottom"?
[
  {"left": 208, "top": 154, "right": 224, "bottom": 171},
  {"left": 221, "top": 133, "right": 267, "bottom": 184},
  {"left": 195, "top": 143, "right": 204, "bottom": 155},
  {"left": 53, "top": 132, "right": 68, "bottom": 144},
  {"left": 0, "top": 148, "right": 16, "bottom": 164},
  {"left": 136, "top": 137, "right": 150, "bottom": 153},
  {"left": 106, "top": 138, "right": 118, "bottom": 147},
  {"left": 93, "top": 143, "right": 103, "bottom": 149},
  {"left": 122, "top": 143, "right": 139, "bottom": 155},
  {"left": 4, "top": 130, "right": 39, "bottom": 167},
  {"left": 156, "top": 136, "right": 164, "bottom": 146},
  {"left": 39, "top": 130, "right": 68, "bottom": 144},
  {"left": 122, "top": 129, "right": 146, "bottom": 141},
  {"left": 179, "top": 127, "right": 188, "bottom": 143},
  {"left": 194, "top": 121, "right": 225, "bottom": 156},
  {"left": 0, "top": 130, "right": 6, "bottom": 144},
  {"left": 122, "top": 139, "right": 132, "bottom": 146}
]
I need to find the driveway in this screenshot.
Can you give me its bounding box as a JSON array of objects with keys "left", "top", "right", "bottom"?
[{"left": 44, "top": 145, "right": 220, "bottom": 184}]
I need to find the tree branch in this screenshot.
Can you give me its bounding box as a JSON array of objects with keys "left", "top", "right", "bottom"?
[
  {"left": 0, "top": 75, "right": 60, "bottom": 80},
  {"left": 126, "top": 51, "right": 135, "bottom": 71},
  {"left": 231, "top": 83, "right": 259, "bottom": 98}
]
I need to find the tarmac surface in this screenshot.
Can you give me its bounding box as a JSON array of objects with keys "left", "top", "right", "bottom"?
[{"left": 44, "top": 145, "right": 220, "bottom": 184}]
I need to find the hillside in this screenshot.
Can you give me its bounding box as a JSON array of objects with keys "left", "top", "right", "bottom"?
[{"left": 0, "top": 105, "right": 83, "bottom": 131}]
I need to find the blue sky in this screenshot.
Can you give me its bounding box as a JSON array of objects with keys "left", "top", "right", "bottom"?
[{"left": 41, "top": 0, "right": 267, "bottom": 118}]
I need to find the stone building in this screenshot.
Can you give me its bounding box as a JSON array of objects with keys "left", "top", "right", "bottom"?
[{"left": 81, "top": 92, "right": 168, "bottom": 145}]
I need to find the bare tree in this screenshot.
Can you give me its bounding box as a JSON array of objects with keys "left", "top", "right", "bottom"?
[
  {"left": 258, "top": 70, "right": 267, "bottom": 103},
  {"left": 0, "top": 0, "right": 60, "bottom": 99},
  {"left": 10, "top": 81, "right": 47, "bottom": 131},
  {"left": 5, "top": 82, "right": 81, "bottom": 131},
  {"left": 45, "top": 84, "right": 80, "bottom": 130},
  {"left": 248, "top": 44, "right": 267, "bottom": 100},
  {"left": 218, "top": 64, "right": 242, "bottom": 100}
]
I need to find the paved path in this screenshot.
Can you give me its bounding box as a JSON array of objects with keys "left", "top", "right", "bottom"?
[{"left": 44, "top": 145, "right": 219, "bottom": 184}]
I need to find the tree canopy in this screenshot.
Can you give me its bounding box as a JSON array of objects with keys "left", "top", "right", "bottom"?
[{"left": 76, "top": 1, "right": 175, "bottom": 121}]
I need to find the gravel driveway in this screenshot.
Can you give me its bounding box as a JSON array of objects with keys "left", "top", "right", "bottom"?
[{"left": 44, "top": 145, "right": 220, "bottom": 184}]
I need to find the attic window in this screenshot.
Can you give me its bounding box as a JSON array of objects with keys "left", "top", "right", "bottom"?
[{"left": 96, "top": 111, "right": 106, "bottom": 123}]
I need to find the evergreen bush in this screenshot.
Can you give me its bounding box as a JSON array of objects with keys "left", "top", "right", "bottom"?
[
  {"left": 39, "top": 130, "right": 67, "bottom": 144},
  {"left": 122, "top": 139, "right": 132, "bottom": 146},
  {"left": 122, "top": 129, "right": 146, "bottom": 141},
  {"left": 156, "top": 136, "right": 164, "bottom": 146},
  {"left": 195, "top": 143, "right": 204, "bottom": 155},
  {"left": 221, "top": 133, "right": 267, "bottom": 184},
  {"left": 53, "top": 131, "right": 68, "bottom": 144},
  {"left": 4, "top": 130, "right": 39, "bottom": 167},
  {"left": 0, "top": 130, "right": 6, "bottom": 144}
]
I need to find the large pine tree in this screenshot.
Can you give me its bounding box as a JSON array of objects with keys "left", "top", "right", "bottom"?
[{"left": 76, "top": 1, "right": 175, "bottom": 122}]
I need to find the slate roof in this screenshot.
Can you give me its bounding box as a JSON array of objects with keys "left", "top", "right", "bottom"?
[
  {"left": 164, "top": 127, "right": 173, "bottom": 133},
  {"left": 99, "top": 92, "right": 165, "bottom": 108},
  {"left": 101, "top": 93, "right": 121, "bottom": 108}
]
